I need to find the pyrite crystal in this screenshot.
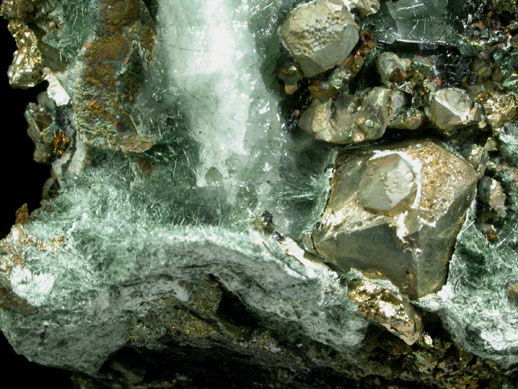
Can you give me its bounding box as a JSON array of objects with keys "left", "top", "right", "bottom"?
[
  {"left": 347, "top": 279, "right": 423, "bottom": 346},
  {"left": 310, "top": 139, "right": 478, "bottom": 298},
  {"left": 2, "top": 0, "right": 518, "bottom": 387},
  {"left": 279, "top": 0, "right": 359, "bottom": 78}
]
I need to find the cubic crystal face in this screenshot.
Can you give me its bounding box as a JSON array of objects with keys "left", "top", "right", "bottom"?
[
  {"left": 311, "top": 139, "right": 478, "bottom": 298},
  {"left": 357, "top": 153, "right": 417, "bottom": 214},
  {"left": 279, "top": 0, "right": 359, "bottom": 77},
  {"left": 426, "top": 88, "right": 482, "bottom": 134}
]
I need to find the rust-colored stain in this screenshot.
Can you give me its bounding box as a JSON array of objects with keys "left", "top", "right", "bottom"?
[
  {"left": 74, "top": 0, "right": 157, "bottom": 153},
  {"left": 14, "top": 203, "right": 29, "bottom": 226},
  {"left": 53, "top": 132, "right": 71, "bottom": 156},
  {"left": 100, "top": 0, "right": 139, "bottom": 31},
  {"left": 83, "top": 35, "right": 130, "bottom": 64}
]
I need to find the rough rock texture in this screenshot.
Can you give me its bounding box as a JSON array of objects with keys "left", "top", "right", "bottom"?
[
  {"left": 311, "top": 139, "right": 478, "bottom": 299},
  {"left": 280, "top": 0, "right": 359, "bottom": 77}
]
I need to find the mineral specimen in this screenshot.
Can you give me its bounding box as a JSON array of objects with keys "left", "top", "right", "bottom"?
[
  {"left": 2, "top": 0, "right": 518, "bottom": 387},
  {"left": 349, "top": 0, "right": 380, "bottom": 17},
  {"left": 376, "top": 52, "right": 411, "bottom": 89},
  {"left": 5, "top": 20, "right": 43, "bottom": 89},
  {"left": 479, "top": 90, "right": 518, "bottom": 130},
  {"left": 279, "top": 0, "right": 359, "bottom": 77},
  {"left": 347, "top": 279, "right": 423, "bottom": 345},
  {"left": 310, "top": 139, "right": 478, "bottom": 298},
  {"left": 426, "top": 88, "right": 483, "bottom": 134},
  {"left": 299, "top": 87, "right": 406, "bottom": 144},
  {"left": 478, "top": 176, "right": 507, "bottom": 218},
  {"left": 73, "top": 0, "right": 157, "bottom": 153},
  {"left": 356, "top": 153, "right": 417, "bottom": 214},
  {"left": 376, "top": 52, "right": 439, "bottom": 98},
  {"left": 388, "top": 107, "right": 426, "bottom": 130},
  {"left": 380, "top": 0, "right": 457, "bottom": 45}
]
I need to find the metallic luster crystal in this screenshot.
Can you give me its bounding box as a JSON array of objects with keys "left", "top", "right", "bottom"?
[
  {"left": 2, "top": 0, "right": 518, "bottom": 385},
  {"left": 426, "top": 88, "right": 483, "bottom": 134},
  {"left": 311, "top": 139, "right": 478, "bottom": 298},
  {"left": 347, "top": 279, "right": 423, "bottom": 345},
  {"left": 299, "top": 87, "right": 406, "bottom": 144},
  {"left": 388, "top": 107, "right": 426, "bottom": 130},
  {"left": 6, "top": 20, "right": 44, "bottom": 89},
  {"left": 474, "top": 89, "right": 518, "bottom": 130},
  {"left": 279, "top": 0, "right": 359, "bottom": 78},
  {"left": 376, "top": 52, "right": 411, "bottom": 89},
  {"left": 357, "top": 153, "right": 417, "bottom": 214},
  {"left": 349, "top": 0, "right": 380, "bottom": 16}
]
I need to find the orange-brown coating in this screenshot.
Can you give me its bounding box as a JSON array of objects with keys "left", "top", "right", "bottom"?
[
  {"left": 99, "top": 0, "right": 140, "bottom": 31},
  {"left": 82, "top": 63, "right": 117, "bottom": 90},
  {"left": 53, "top": 132, "right": 71, "bottom": 156},
  {"left": 74, "top": 0, "right": 156, "bottom": 152},
  {"left": 83, "top": 35, "right": 130, "bottom": 64},
  {"left": 0, "top": 0, "right": 37, "bottom": 22}
]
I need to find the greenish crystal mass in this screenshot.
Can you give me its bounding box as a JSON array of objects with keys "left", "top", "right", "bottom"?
[{"left": 1, "top": 0, "right": 518, "bottom": 387}]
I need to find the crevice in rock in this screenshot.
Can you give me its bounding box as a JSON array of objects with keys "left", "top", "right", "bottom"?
[
  {"left": 142, "top": 0, "right": 159, "bottom": 20},
  {"left": 213, "top": 280, "right": 260, "bottom": 331}
]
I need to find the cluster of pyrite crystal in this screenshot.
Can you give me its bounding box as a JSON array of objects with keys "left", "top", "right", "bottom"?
[
  {"left": 276, "top": 0, "right": 516, "bottom": 341},
  {"left": 3, "top": 0, "right": 156, "bottom": 156}
]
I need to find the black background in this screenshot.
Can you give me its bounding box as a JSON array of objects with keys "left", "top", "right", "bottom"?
[{"left": 0, "top": 16, "right": 73, "bottom": 388}]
